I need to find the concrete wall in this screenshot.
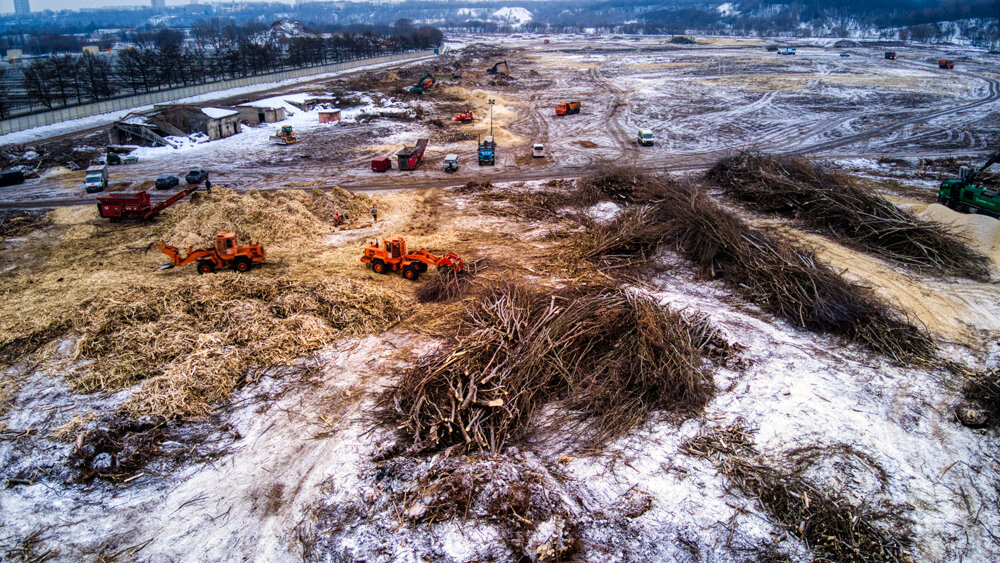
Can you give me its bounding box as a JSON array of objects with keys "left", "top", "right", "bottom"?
[{"left": 0, "top": 50, "right": 431, "bottom": 136}]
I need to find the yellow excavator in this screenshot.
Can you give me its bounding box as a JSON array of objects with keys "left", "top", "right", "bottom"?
[{"left": 269, "top": 125, "right": 297, "bottom": 145}]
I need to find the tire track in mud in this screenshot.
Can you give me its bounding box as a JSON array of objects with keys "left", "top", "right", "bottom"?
[
  {"left": 589, "top": 67, "right": 637, "bottom": 165},
  {"left": 784, "top": 62, "right": 1000, "bottom": 156}
]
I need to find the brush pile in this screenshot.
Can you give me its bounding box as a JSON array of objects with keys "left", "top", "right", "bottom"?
[
  {"left": 72, "top": 276, "right": 405, "bottom": 418},
  {"left": 707, "top": 152, "right": 991, "bottom": 280},
  {"left": 682, "top": 423, "right": 911, "bottom": 562},
  {"left": 382, "top": 281, "right": 720, "bottom": 454},
  {"left": 574, "top": 166, "right": 654, "bottom": 204},
  {"left": 415, "top": 258, "right": 489, "bottom": 303},
  {"left": 476, "top": 190, "right": 574, "bottom": 221},
  {"left": 162, "top": 187, "right": 373, "bottom": 247},
  {"left": 581, "top": 176, "right": 936, "bottom": 364}
]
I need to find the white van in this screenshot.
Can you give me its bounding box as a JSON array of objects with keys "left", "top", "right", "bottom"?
[
  {"left": 84, "top": 164, "right": 108, "bottom": 193},
  {"left": 532, "top": 144, "right": 545, "bottom": 158},
  {"left": 637, "top": 129, "right": 654, "bottom": 146}
]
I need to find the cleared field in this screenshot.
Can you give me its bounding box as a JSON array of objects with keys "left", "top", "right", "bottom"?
[{"left": 1, "top": 35, "right": 1000, "bottom": 562}]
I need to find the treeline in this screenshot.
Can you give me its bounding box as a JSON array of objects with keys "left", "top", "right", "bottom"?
[{"left": 2, "top": 25, "right": 440, "bottom": 118}]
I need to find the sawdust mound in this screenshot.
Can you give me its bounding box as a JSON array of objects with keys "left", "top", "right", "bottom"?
[
  {"left": 382, "top": 281, "right": 722, "bottom": 454},
  {"left": 707, "top": 152, "right": 991, "bottom": 281},
  {"left": 73, "top": 276, "right": 405, "bottom": 419},
  {"left": 917, "top": 203, "right": 1000, "bottom": 266},
  {"left": 580, "top": 176, "right": 936, "bottom": 364},
  {"left": 164, "top": 187, "right": 372, "bottom": 247}
]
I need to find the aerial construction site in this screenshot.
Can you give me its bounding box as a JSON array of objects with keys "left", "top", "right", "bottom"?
[{"left": 1, "top": 33, "right": 1000, "bottom": 562}]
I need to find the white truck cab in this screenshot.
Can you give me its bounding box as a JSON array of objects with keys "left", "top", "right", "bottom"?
[
  {"left": 443, "top": 154, "right": 459, "bottom": 173},
  {"left": 532, "top": 144, "right": 545, "bottom": 158},
  {"left": 637, "top": 129, "right": 654, "bottom": 146}
]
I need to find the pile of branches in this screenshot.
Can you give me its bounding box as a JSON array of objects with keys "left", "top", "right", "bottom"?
[
  {"left": 415, "top": 258, "right": 489, "bottom": 303},
  {"left": 707, "top": 152, "right": 991, "bottom": 281},
  {"left": 476, "top": 190, "right": 575, "bottom": 221},
  {"left": 580, "top": 176, "right": 936, "bottom": 364},
  {"left": 574, "top": 166, "right": 655, "bottom": 204},
  {"left": 682, "top": 423, "right": 912, "bottom": 562},
  {"left": 381, "top": 281, "right": 722, "bottom": 454}
]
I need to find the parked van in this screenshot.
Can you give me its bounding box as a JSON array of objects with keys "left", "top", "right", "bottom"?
[
  {"left": 532, "top": 144, "right": 545, "bottom": 158},
  {"left": 637, "top": 129, "right": 654, "bottom": 146},
  {"left": 443, "top": 154, "right": 459, "bottom": 173},
  {"left": 84, "top": 164, "right": 108, "bottom": 193}
]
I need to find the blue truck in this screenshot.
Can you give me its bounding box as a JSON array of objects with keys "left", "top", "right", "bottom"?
[{"left": 478, "top": 136, "right": 496, "bottom": 166}]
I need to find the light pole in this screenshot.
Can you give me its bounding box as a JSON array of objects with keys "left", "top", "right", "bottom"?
[{"left": 488, "top": 98, "right": 495, "bottom": 137}]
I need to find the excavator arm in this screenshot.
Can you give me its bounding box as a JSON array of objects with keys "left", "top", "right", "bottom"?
[{"left": 971, "top": 150, "right": 1000, "bottom": 182}]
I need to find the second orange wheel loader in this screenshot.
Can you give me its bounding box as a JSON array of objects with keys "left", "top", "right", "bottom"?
[
  {"left": 150, "top": 232, "right": 266, "bottom": 274},
  {"left": 361, "top": 237, "right": 463, "bottom": 280}
]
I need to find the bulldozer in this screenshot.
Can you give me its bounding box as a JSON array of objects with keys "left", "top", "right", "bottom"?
[
  {"left": 938, "top": 150, "right": 1000, "bottom": 218},
  {"left": 487, "top": 60, "right": 510, "bottom": 75},
  {"left": 269, "top": 125, "right": 297, "bottom": 145},
  {"left": 151, "top": 232, "right": 266, "bottom": 274},
  {"left": 361, "top": 237, "right": 463, "bottom": 280}
]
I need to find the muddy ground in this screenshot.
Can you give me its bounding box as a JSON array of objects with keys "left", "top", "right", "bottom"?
[{"left": 1, "top": 34, "right": 1000, "bottom": 562}]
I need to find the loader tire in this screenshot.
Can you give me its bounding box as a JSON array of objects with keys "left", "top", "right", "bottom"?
[
  {"left": 415, "top": 262, "right": 428, "bottom": 273},
  {"left": 403, "top": 267, "right": 419, "bottom": 280},
  {"left": 197, "top": 261, "right": 214, "bottom": 275},
  {"left": 233, "top": 258, "right": 251, "bottom": 272},
  {"left": 372, "top": 260, "right": 387, "bottom": 274}
]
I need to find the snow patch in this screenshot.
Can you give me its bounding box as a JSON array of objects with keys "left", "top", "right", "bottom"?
[{"left": 201, "top": 107, "right": 239, "bottom": 119}]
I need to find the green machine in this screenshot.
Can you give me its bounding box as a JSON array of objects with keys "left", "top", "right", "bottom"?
[{"left": 938, "top": 150, "right": 1000, "bottom": 218}]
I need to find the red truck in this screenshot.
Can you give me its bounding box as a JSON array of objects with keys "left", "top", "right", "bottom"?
[
  {"left": 555, "top": 101, "right": 581, "bottom": 116},
  {"left": 397, "top": 139, "right": 428, "bottom": 171},
  {"left": 97, "top": 184, "right": 199, "bottom": 221},
  {"left": 938, "top": 59, "right": 954, "bottom": 69}
]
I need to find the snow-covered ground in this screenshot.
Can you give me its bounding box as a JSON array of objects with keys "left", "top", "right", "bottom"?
[{"left": 3, "top": 35, "right": 1000, "bottom": 561}]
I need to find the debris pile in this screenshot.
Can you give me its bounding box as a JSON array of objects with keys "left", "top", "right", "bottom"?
[
  {"left": 580, "top": 175, "right": 936, "bottom": 364},
  {"left": 682, "top": 423, "right": 912, "bottom": 562},
  {"left": 166, "top": 187, "right": 372, "bottom": 247},
  {"left": 414, "top": 257, "right": 488, "bottom": 303},
  {"left": 707, "top": 152, "right": 991, "bottom": 280},
  {"left": 382, "top": 281, "right": 721, "bottom": 454},
  {"left": 74, "top": 276, "right": 405, "bottom": 419}
]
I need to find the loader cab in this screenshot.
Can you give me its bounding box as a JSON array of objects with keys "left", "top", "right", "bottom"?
[
  {"left": 386, "top": 237, "right": 406, "bottom": 260},
  {"left": 216, "top": 232, "right": 237, "bottom": 255}
]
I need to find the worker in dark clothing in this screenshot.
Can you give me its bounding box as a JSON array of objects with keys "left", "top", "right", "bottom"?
[
  {"left": 205, "top": 178, "right": 212, "bottom": 194},
  {"left": 371, "top": 205, "right": 378, "bottom": 222}
]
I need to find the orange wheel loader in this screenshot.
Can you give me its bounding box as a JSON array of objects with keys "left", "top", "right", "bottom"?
[
  {"left": 360, "top": 236, "right": 463, "bottom": 280},
  {"left": 150, "top": 232, "right": 266, "bottom": 274}
]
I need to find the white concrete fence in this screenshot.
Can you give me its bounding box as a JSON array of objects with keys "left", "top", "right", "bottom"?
[{"left": 0, "top": 50, "right": 433, "bottom": 136}]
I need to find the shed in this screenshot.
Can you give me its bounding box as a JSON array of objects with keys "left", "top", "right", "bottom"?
[
  {"left": 319, "top": 110, "right": 342, "bottom": 124},
  {"left": 234, "top": 102, "right": 287, "bottom": 125}
]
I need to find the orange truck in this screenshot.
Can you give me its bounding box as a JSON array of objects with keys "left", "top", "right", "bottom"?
[
  {"left": 151, "top": 232, "right": 266, "bottom": 274},
  {"left": 555, "top": 101, "right": 581, "bottom": 116},
  {"left": 361, "top": 236, "right": 463, "bottom": 280},
  {"left": 938, "top": 59, "right": 954, "bottom": 69}
]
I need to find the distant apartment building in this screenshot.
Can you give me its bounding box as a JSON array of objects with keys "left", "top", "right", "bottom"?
[
  {"left": 14, "top": 0, "right": 30, "bottom": 16},
  {"left": 151, "top": 0, "right": 166, "bottom": 11}
]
